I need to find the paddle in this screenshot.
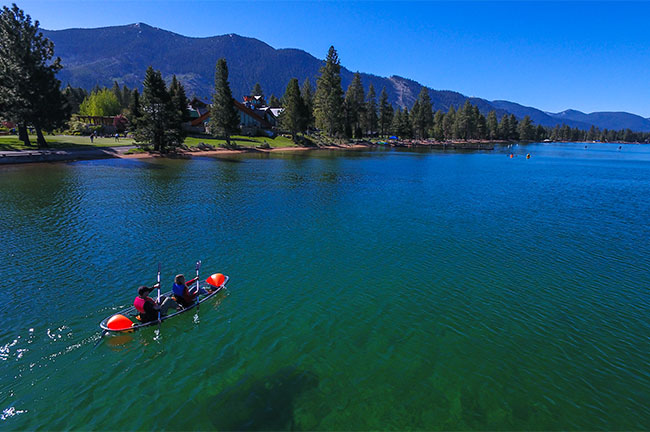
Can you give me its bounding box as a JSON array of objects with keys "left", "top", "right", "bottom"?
[
  {"left": 195, "top": 260, "right": 202, "bottom": 310},
  {"left": 157, "top": 262, "right": 161, "bottom": 325}
]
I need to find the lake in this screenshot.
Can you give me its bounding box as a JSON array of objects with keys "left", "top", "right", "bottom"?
[{"left": 1, "top": 142, "right": 649, "bottom": 430}]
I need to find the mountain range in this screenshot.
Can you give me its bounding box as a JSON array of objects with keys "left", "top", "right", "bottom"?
[{"left": 42, "top": 23, "right": 650, "bottom": 132}]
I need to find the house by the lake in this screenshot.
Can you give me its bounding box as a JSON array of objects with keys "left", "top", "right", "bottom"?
[{"left": 188, "top": 95, "right": 282, "bottom": 135}]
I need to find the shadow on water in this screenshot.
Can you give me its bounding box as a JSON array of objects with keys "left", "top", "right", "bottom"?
[{"left": 207, "top": 366, "right": 319, "bottom": 431}]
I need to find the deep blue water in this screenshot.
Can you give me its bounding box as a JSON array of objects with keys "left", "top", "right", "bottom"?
[{"left": 0, "top": 142, "right": 649, "bottom": 430}]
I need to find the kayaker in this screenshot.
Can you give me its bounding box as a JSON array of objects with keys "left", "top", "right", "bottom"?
[
  {"left": 134, "top": 285, "right": 180, "bottom": 323},
  {"left": 172, "top": 274, "right": 210, "bottom": 308}
]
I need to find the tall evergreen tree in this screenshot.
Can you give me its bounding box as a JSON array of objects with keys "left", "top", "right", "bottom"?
[
  {"left": 0, "top": 3, "right": 70, "bottom": 147},
  {"left": 410, "top": 100, "right": 421, "bottom": 138},
  {"left": 121, "top": 85, "right": 131, "bottom": 109},
  {"left": 279, "top": 78, "right": 307, "bottom": 142},
  {"left": 414, "top": 87, "right": 433, "bottom": 139},
  {"left": 301, "top": 79, "right": 314, "bottom": 129},
  {"left": 399, "top": 107, "right": 412, "bottom": 138},
  {"left": 499, "top": 114, "right": 510, "bottom": 140},
  {"left": 443, "top": 106, "right": 456, "bottom": 139},
  {"left": 251, "top": 82, "right": 264, "bottom": 98},
  {"left": 476, "top": 111, "right": 487, "bottom": 140},
  {"left": 391, "top": 108, "right": 402, "bottom": 137},
  {"left": 111, "top": 81, "right": 123, "bottom": 107},
  {"left": 210, "top": 58, "right": 240, "bottom": 147},
  {"left": 378, "top": 87, "right": 393, "bottom": 137},
  {"left": 314, "top": 46, "right": 345, "bottom": 136},
  {"left": 268, "top": 94, "right": 281, "bottom": 108},
  {"left": 134, "top": 66, "right": 182, "bottom": 153},
  {"left": 486, "top": 111, "right": 498, "bottom": 140},
  {"left": 364, "top": 84, "right": 378, "bottom": 136},
  {"left": 169, "top": 74, "right": 189, "bottom": 122},
  {"left": 344, "top": 72, "right": 365, "bottom": 138},
  {"left": 128, "top": 88, "right": 141, "bottom": 127},
  {"left": 433, "top": 110, "right": 445, "bottom": 141},
  {"left": 62, "top": 84, "right": 87, "bottom": 114},
  {"left": 508, "top": 114, "right": 519, "bottom": 140},
  {"left": 518, "top": 115, "right": 535, "bottom": 141}
]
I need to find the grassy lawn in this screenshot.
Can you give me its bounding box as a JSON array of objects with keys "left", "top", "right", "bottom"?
[
  {"left": 0, "top": 134, "right": 296, "bottom": 151},
  {"left": 184, "top": 134, "right": 297, "bottom": 148},
  {"left": 0, "top": 134, "right": 134, "bottom": 151}
]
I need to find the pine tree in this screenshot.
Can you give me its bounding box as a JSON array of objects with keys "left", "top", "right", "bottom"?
[
  {"left": 486, "top": 111, "right": 498, "bottom": 140},
  {"left": 62, "top": 84, "right": 86, "bottom": 114},
  {"left": 379, "top": 87, "right": 393, "bottom": 137},
  {"left": 477, "top": 112, "right": 487, "bottom": 139},
  {"left": 364, "top": 84, "right": 378, "bottom": 136},
  {"left": 121, "top": 85, "right": 131, "bottom": 109},
  {"left": 433, "top": 110, "right": 444, "bottom": 141},
  {"left": 314, "top": 46, "right": 344, "bottom": 136},
  {"left": 111, "top": 81, "right": 123, "bottom": 107},
  {"left": 344, "top": 72, "right": 365, "bottom": 138},
  {"left": 414, "top": 87, "right": 433, "bottom": 139},
  {"left": 169, "top": 74, "right": 189, "bottom": 122},
  {"left": 400, "top": 107, "right": 412, "bottom": 138},
  {"left": 391, "top": 108, "right": 402, "bottom": 137},
  {"left": 251, "top": 82, "right": 264, "bottom": 98},
  {"left": 279, "top": 78, "right": 307, "bottom": 142},
  {"left": 509, "top": 114, "right": 519, "bottom": 140},
  {"left": 410, "top": 100, "right": 421, "bottom": 138},
  {"left": 127, "top": 88, "right": 141, "bottom": 131},
  {"left": 0, "top": 4, "right": 69, "bottom": 147},
  {"left": 268, "top": 94, "right": 281, "bottom": 108},
  {"left": 134, "top": 66, "right": 182, "bottom": 153},
  {"left": 518, "top": 115, "right": 535, "bottom": 141},
  {"left": 210, "top": 58, "right": 240, "bottom": 147},
  {"left": 499, "top": 114, "right": 510, "bottom": 140},
  {"left": 443, "top": 106, "right": 456, "bottom": 139},
  {"left": 301, "top": 79, "right": 314, "bottom": 129}
]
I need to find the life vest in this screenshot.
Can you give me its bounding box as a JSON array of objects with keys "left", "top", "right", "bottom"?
[
  {"left": 172, "top": 283, "right": 195, "bottom": 307},
  {"left": 134, "top": 296, "right": 154, "bottom": 313}
]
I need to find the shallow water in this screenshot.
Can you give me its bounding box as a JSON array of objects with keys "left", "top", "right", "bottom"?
[{"left": 1, "top": 142, "right": 649, "bottom": 430}]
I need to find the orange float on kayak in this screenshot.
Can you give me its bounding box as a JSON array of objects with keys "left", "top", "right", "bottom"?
[
  {"left": 207, "top": 273, "right": 225, "bottom": 287},
  {"left": 106, "top": 314, "right": 134, "bottom": 331}
]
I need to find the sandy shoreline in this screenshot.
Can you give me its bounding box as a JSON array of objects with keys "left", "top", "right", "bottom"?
[{"left": 0, "top": 143, "right": 371, "bottom": 165}]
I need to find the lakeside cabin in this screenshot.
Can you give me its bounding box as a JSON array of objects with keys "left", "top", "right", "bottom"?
[{"left": 188, "top": 95, "right": 282, "bottom": 135}]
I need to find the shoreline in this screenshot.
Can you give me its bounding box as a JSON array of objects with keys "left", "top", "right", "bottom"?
[
  {"left": 0, "top": 139, "right": 640, "bottom": 165},
  {"left": 0, "top": 143, "right": 372, "bottom": 165}
]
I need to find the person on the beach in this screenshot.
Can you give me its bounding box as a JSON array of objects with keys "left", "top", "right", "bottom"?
[{"left": 133, "top": 284, "right": 180, "bottom": 323}]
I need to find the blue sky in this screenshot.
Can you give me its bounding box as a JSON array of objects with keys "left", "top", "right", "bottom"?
[{"left": 10, "top": 1, "right": 650, "bottom": 117}]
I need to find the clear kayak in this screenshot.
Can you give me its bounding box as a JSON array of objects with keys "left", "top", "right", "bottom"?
[{"left": 99, "top": 274, "right": 229, "bottom": 333}]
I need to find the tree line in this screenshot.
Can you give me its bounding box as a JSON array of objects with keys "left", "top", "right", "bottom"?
[
  {"left": 1, "top": 3, "right": 648, "bottom": 149},
  {"left": 272, "top": 46, "right": 650, "bottom": 144}
]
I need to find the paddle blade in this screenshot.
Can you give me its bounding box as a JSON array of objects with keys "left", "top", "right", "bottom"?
[{"left": 206, "top": 273, "right": 225, "bottom": 287}]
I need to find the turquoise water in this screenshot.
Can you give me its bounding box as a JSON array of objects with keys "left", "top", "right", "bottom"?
[{"left": 1, "top": 142, "right": 649, "bottom": 430}]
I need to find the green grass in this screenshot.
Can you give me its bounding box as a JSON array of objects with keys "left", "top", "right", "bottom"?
[
  {"left": 183, "top": 135, "right": 296, "bottom": 148},
  {"left": 0, "top": 133, "right": 296, "bottom": 152},
  {"left": 0, "top": 134, "right": 134, "bottom": 151}
]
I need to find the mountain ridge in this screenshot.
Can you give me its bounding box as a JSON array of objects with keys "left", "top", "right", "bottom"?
[{"left": 42, "top": 23, "right": 650, "bottom": 132}]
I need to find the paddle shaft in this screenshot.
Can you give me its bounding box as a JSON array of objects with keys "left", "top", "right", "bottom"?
[
  {"left": 157, "top": 263, "right": 161, "bottom": 323},
  {"left": 195, "top": 260, "right": 201, "bottom": 310}
]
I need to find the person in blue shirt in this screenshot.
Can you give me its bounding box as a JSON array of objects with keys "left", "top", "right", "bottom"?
[{"left": 172, "top": 274, "right": 210, "bottom": 308}]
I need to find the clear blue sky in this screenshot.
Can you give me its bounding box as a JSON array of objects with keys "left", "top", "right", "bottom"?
[{"left": 9, "top": 1, "right": 650, "bottom": 117}]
